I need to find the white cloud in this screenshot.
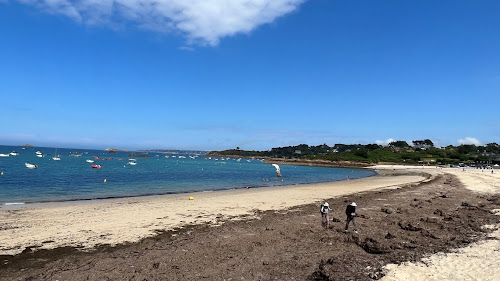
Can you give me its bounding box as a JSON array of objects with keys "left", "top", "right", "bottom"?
[
  {"left": 15, "top": 0, "right": 305, "bottom": 45},
  {"left": 178, "top": 46, "right": 195, "bottom": 52},
  {"left": 457, "top": 137, "right": 482, "bottom": 146},
  {"left": 18, "top": 0, "right": 83, "bottom": 21},
  {"left": 375, "top": 138, "right": 395, "bottom": 146}
]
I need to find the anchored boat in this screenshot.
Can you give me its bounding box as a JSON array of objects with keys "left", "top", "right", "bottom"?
[{"left": 25, "top": 163, "right": 38, "bottom": 169}]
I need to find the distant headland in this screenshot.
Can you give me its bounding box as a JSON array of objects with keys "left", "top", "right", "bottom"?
[{"left": 208, "top": 139, "right": 500, "bottom": 166}]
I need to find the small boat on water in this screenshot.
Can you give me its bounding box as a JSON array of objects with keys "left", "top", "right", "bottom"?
[
  {"left": 86, "top": 159, "right": 95, "bottom": 163},
  {"left": 36, "top": 154, "right": 43, "bottom": 158},
  {"left": 35, "top": 151, "right": 42, "bottom": 155},
  {"left": 128, "top": 158, "right": 136, "bottom": 161},
  {"left": 128, "top": 161, "right": 137, "bottom": 165},
  {"left": 25, "top": 163, "right": 38, "bottom": 169},
  {"left": 52, "top": 148, "right": 60, "bottom": 160},
  {"left": 10, "top": 151, "right": 19, "bottom": 156},
  {"left": 91, "top": 164, "right": 102, "bottom": 169},
  {"left": 0, "top": 153, "right": 10, "bottom": 157}
]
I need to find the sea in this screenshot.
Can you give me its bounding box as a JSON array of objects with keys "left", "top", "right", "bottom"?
[{"left": 0, "top": 145, "right": 377, "bottom": 205}]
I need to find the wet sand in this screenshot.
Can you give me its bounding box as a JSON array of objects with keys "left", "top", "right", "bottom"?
[{"left": 1, "top": 166, "right": 499, "bottom": 280}]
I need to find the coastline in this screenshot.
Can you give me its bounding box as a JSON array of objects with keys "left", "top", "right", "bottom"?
[
  {"left": 1, "top": 165, "right": 499, "bottom": 280},
  {"left": 264, "top": 158, "right": 372, "bottom": 168},
  {"left": 0, "top": 166, "right": 377, "bottom": 207},
  {"left": 207, "top": 154, "right": 374, "bottom": 168},
  {"left": 0, "top": 157, "right": 375, "bottom": 206},
  {"left": 0, "top": 168, "right": 425, "bottom": 256},
  {"left": 1, "top": 166, "right": 499, "bottom": 281}
]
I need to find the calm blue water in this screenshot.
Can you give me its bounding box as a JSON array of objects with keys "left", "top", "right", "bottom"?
[{"left": 0, "top": 145, "right": 376, "bottom": 205}]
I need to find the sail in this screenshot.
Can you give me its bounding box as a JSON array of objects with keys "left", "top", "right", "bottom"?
[{"left": 272, "top": 164, "right": 282, "bottom": 177}]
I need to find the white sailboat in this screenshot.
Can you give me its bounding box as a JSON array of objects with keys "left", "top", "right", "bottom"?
[
  {"left": 52, "top": 147, "right": 60, "bottom": 161},
  {"left": 272, "top": 164, "right": 282, "bottom": 177},
  {"left": 25, "top": 163, "right": 38, "bottom": 169},
  {"left": 86, "top": 159, "right": 95, "bottom": 163},
  {"left": 0, "top": 153, "right": 10, "bottom": 157}
]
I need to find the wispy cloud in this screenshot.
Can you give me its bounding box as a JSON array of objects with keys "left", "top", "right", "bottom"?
[
  {"left": 178, "top": 46, "right": 195, "bottom": 52},
  {"left": 19, "top": 0, "right": 83, "bottom": 21},
  {"left": 457, "top": 137, "right": 482, "bottom": 146},
  {"left": 15, "top": 0, "right": 305, "bottom": 45},
  {"left": 375, "top": 138, "right": 395, "bottom": 146}
]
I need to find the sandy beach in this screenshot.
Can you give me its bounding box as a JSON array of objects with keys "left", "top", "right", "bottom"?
[
  {"left": 1, "top": 165, "right": 499, "bottom": 280},
  {"left": 375, "top": 165, "right": 500, "bottom": 281},
  {"left": 0, "top": 171, "right": 425, "bottom": 256}
]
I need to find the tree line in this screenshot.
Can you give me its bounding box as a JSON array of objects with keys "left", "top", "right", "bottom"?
[{"left": 208, "top": 140, "right": 500, "bottom": 165}]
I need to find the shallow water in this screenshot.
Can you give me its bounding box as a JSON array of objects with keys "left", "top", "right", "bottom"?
[{"left": 0, "top": 145, "right": 376, "bottom": 204}]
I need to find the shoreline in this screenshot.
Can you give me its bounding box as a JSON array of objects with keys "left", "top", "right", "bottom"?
[
  {"left": 0, "top": 163, "right": 376, "bottom": 207},
  {"left": 0, "top": 167, "right": 377, "bottom": 208},
  {"left": 264, "top": 158, "right": 372, "bottom": 168},
  {"left": 206, "top": 154, "right": 374, "bottom": 168},
  {"left": 0, "top": 168, "right": 426, "bottom": 256},
  {"left": 1, "top": 166, "right": 498, "bottom": 280}
]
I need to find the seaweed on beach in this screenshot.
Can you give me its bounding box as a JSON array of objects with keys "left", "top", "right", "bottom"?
[{"left": 1, "top": 171, "right": 499, "bottom": 281}]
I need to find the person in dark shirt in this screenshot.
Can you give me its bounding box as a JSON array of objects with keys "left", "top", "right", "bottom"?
[{"left": 345, "top": 202, "right": 357, "bottom": 231}]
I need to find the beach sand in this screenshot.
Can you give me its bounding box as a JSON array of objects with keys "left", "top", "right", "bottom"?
[
  {"left": 0, "top": 171, "right": 425, "bottom": 256},
  {"left": 1, "top": 166, "right": 499, "bottom": 280},
  {"left": 373, "top": 165, "right": 500, "bottom": 281}
]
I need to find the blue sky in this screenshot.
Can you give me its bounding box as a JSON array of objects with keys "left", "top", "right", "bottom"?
[{"left": 1, "top": 0, "right": 499, "bottom": 150}]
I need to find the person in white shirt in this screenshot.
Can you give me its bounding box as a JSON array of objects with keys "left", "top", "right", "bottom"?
[{"left": 320, "top": 202, "right": 332, "bottom": 228}]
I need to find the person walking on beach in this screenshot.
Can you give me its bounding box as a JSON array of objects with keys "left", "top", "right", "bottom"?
[
  {"left": 345, "top": 202, "right": 357, "bottom": 232},
  {"left": 320, "top": 202, "right": 332, "bottom": 228}
]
